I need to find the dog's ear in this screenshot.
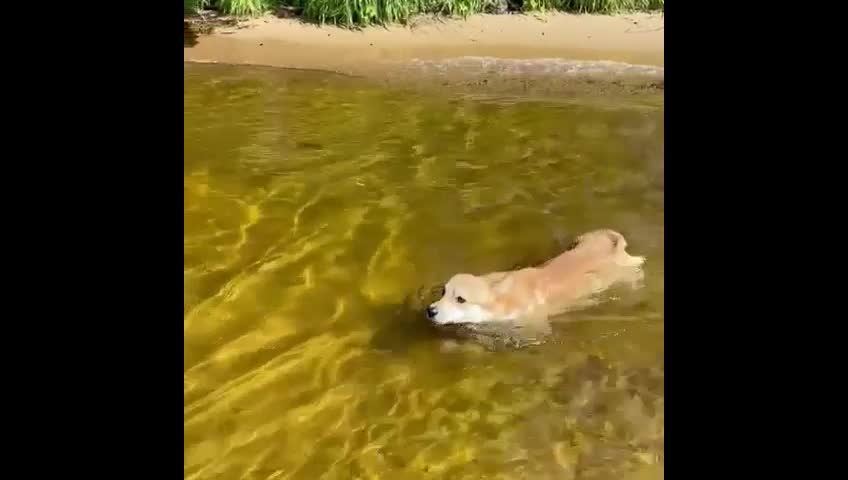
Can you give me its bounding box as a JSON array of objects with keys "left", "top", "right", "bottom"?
[{"left": 488, "top": 273, "right": 513, "bottom": 295}]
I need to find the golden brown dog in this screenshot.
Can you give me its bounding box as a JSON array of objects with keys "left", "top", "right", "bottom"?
[{"left": 426, "top": 229, "right": 645, "bottom": 328}]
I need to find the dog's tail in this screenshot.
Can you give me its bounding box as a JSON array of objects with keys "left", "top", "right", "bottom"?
[
  {"left": 573, "top": 229, "right": 646, "bottom": 267},
  {"left": 603, "top": 230, "right": 646, "bottom": 268},
  {"left": 621, "top": 253, "right": 646, "bottom": 268}
]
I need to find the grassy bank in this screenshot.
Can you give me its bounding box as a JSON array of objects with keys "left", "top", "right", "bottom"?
[{"left": 185, "top": 0, "right": 663, "bottom": 27}]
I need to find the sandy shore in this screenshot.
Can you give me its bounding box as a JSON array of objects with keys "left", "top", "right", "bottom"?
[{"left": 185, "top": 13, "right": 663, "bottom": 95}]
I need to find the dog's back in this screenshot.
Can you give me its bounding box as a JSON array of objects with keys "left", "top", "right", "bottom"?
[{"left": 537, "top": 229, "right": 644, "bottom": 313}]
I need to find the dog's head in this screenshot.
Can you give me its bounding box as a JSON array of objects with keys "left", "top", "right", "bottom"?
[{"left": 426, "top": 273, "right": 497, "bottom": 325}]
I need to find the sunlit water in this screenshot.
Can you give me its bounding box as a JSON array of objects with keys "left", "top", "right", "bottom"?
[{"left": 184, "top": 63, "right": 664, "bottom": 480}]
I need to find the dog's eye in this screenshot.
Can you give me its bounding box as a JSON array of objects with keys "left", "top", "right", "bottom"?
[
  {"left": 456, "top": 296, "right": 466, "bottom": 304},
  {"left": 440, "top": 287, "right": 446, "bottom": 297}
]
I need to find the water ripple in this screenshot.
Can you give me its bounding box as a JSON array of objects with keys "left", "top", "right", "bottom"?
[{"left": 185, "top": 64, "right": 664, "bottom": 480}]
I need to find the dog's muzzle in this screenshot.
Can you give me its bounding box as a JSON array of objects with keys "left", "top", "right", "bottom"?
[{"left": 426, "top": 305, "right": 438, "bottom": 319}]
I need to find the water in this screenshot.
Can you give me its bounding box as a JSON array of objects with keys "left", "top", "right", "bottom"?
[{"left": 184, "top": 63, "right": 664, "bottom": 480}]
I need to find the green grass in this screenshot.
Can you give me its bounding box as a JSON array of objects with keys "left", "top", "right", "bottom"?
[
  {"left": 185, "top": 0, "right": 201, "bottom": 14},
  {"left": 218, "top": 0, "right": 279, "bottom": 16},
  {"left": 526, "top": 0, "right": 663, "bottom": 13},
  {"left": 184, "top": 0, "right": 663, "bottom": 26},
  {"left": 300, "top": 0, "right": 662, "bottom": 26},
  {"left": 185, "top": 0, "right": 278, "bottom": 16}
]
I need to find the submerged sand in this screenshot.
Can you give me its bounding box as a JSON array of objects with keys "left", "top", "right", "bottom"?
[{"left": 184, "top": 12, "right": 664, "bottom": 96}]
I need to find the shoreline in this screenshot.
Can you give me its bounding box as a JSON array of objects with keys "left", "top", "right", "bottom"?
[{"left": 184, "top": 12, "right": 663, "bottom": 96}]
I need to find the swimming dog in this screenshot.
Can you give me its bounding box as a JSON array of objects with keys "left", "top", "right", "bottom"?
[{"left": 426, "top": 229, "right": 645, "bottom": 330}]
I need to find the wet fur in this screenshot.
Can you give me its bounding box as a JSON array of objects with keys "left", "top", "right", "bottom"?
[{"left": 428, "top": 229, "right": 645, "bottom": 330}]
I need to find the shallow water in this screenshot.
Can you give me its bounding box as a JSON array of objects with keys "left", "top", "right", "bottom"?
[{"left": 184, "top": 63, "right": 664, "bottom": 480}]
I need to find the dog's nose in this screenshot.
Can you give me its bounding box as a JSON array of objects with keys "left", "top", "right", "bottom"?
[{"left": 426, "top": 305, "right": 437, "bottom": 319}]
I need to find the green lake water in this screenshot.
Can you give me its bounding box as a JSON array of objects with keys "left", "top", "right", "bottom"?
[{"left": 184, "top": 63, "right": 664, "bottom": 480}]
